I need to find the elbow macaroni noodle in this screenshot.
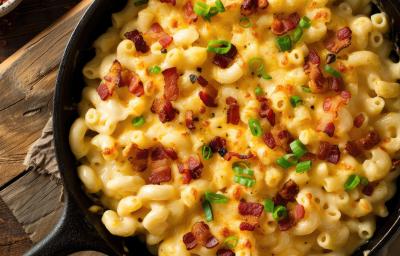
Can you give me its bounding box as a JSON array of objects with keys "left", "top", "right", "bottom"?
[{"left": 70, "top": 0, "right": 400, "bottom": 255}]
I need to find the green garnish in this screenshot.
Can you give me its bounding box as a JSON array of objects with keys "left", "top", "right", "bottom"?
[
  {"left": 276, "top": 35, "right": 292, "bottom": 52},
  {"left": 344, "top": 174, "right": 361, "bottom": 191},
  {"left": 254, "top": 86, "right": 264, "bottom": 96},
  {"left": 272, "top": 205, "right": 288, "bottom": 221},
  {"left": 223, "top": 236, "right": 239, "bottom": 249},
  {"left": 249, "top": 57, "right": 272, "bottom": 80},
  {"left": 202, "top": 145, "right": 213, "bottom": 160},
  {"left": 302, "top": 85, "right": 312, "bottom": 93},
  {"left": 239, "top": 17, "right": 252, "bottom": 28},
  {"left": 207, "top": 40, "right": 232, "bottom": 54},
  {"left": 202, "top": 199, "right": 214, "bottom": 221},
  {"left": 276, "top": 153, "right": 298, "bottom": 169},
  {"left": 233, "top": 162, "right": 254, "bottom": 176},
  {"left": 215, "top": 0, "right": 225, "bottom": 12},
  {"left": 324, "top": 65, "right": 342, "bottom": 78},
  {"left": 205, "top": 192, "right": 229, "bottom": 203},
  {"left": 291, "top": 27, "right": 303, "bottom": 44},
  {"left": 148, "top": 65, "right": 161, "bottom": 74},
  {"left": 193, "top": 0, "right": 224, "bottom": 21},
  {"left": 234, "top": 175, "right": 256, "bottom": 187},
  {"left": 290, "top": 95, "right": 303, "bottom": 107},
  {"left": 290, "top": 139, "right": 307, "bottom": 158},
  {"left": 296, "top": 160, "right": 312, "bottom": 173},
  {"left": 132, "top": 116, "right": 145, "bottom": 127},
  {"left": 299, "top": 16, "right": 311, "bottom": 29},
  {"left": 248, "top": 118, "right": 263, "bottom": 137},
  {"left": 264, "top": 199, "right": 275, "bottom": 213}
]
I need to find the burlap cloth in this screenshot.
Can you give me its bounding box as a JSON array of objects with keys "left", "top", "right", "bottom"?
[{"left": 23, "top": 118, "right": 400, "bottom": 255}]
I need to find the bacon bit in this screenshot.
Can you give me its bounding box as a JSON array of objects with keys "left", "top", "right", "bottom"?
[
  {"left": 199, "top": 86, "right": 218, "bottom": 107},
  {"left": 183, "top": 1, "right": 198, "bottom": 23},
  {"left": 124, "top": 29, "right": 149, "bottom": 53},
  {"left": 209, "top": 136, "right": 228, "bottom": 157},
  {"left": 358, "top": 131, "right": 380, "bottom": 150},
  {"left": 345, "top": 141, "right": 363, "bottom": 157},
  {"left": 327, "top": 77, "right": 344, "bottom": 92},
  {"left": 217, "top": 249, "right": 235, "bottom": 256},
  {"left": 324, "top": 122, "right": 335, "bottom": 137},
  {"left": 187, "top": 156, "right": 203, "bottom": 179},
  {"left": 148, "top": 23, "right": 174, "bottom": 48},
  {"left": 185, "top": 110, "right": 196, "bottom": 130},
  {"left": 278, "top": 216, "right": 295, "bottom": 231},
  {"left": 97, "top": 83, "right": 112, "bottom": 100},
  {"left": 258, "top": 97, "right": 275, "bottom": 126},
  {"left": 318, "top": 141, "right": 340, "bottom": 164},
  {"left": 393, "top": 159, "right": 400, "bottom": 169},
  {"left": 164, "top": 147, "right": 178, "bottom": 160},
  {"left": 123, "top": 143, "right": 149, "bottom": 172},
  {"left": 300, "top": 152, "right": 316, "bottom": 162},
  {"left": 340, "top": 90, "right": 352, "bottom": 101},
  {"left": 362, "top": 181, "right": 379, "bottom": 196},
  {"left": 162, "top": 67, "right": 179, "bottom": 101},
  {"left": 183, "top": 232, "right": 197, "bottom": 250},
  {"left": 263, "top": 132, "right": 276, "bottom": 149},
  {"left": 149, "top": 158, "right": 171, "bottom": 184},
  {"left": 128, "top": 74, "right": 144, "bottom": 97},
  {"left": 213, "top": 45, "right": 238, "bottom": 69},
  {"left": 323, "top": 98, "right": 332, "bottom": 112},
  {"left": 276, "top": 130, "right": 294, "bottom": 153},
  {"left": 151, "top": 98, "right": 177, "bottom": 123},
  {"left": 160, "top": 0, "right": 176, "bottom": 6},
  {"left": 304, "top": 50, "right": 325, "bottom": 93},
  {"left": 197, "top": 76, "right": 208, "bottom": 87},
  {"left": 240, "top": 0, "right": 258, "bottom": 16},
  {"left": 240, "top": 222, "right": 256, "bottom": 231},
  {"left": 97, "top": 60, "right": 122, "bottom": 100},
  {"left": 238, "top": 201, "right": 264, "bottom": 217},
  {"left": 226, "top": 97, "right": 241, "bottom": 125},
  {"left": 258, "top": 0, "right": 269, "bottom": 8},
  {"left": 159, "top": 34, "right": 174, "bottom": 48},
  {"left": 191, "top": 222, "right": 219, "bottom": 249},
  {"left": 205, "top": 236, "right": 219, "bottom": 249},
  {"left": 273, "top": 194, "right": 287, "bottom": 206},
  {"left": 271, "top": 13, "right": 300, "bottom": 35},
  {"left": 325, "top": 27, "right": 352, "bottom": 54},
  {"left": 151, "top": 145, "right": 177, "bottom": 160},
  {"left": 294, "top": 204, "right": 305, "bottom": 221},
  {"left": 353, "top": 114, "right": 365, "bottom": 128},
  {"left": 224, "top": 152, "right": 254, "bottom": 161},
  {"left": 278, "top": 179, "right": 299, "bottom": 202}
]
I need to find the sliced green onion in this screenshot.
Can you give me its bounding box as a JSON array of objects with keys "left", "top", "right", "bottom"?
[
  {"left": 207, "top": 40, "right": 232, "bottom": 54},
  {"left": 254, "top": 86, "right": 264, "bottom": 96},
  {"left": 202, "top": 145, "right": 213, "bottom": 160},
  {"left": 202, "top": 199, "right": 214, "bottom": 221},
  {"left": 132, "top": 116, "right": 145, "bottom": 127},
  {"left": 205, "top": 192, "right": 229, "bottom": 203},
  {"left": 194, "top": 2, "right": 210, "bottom": 16},
  {"left": 360, "top": 177, "right": 369, "bottom": 186},
  {"left": 215, "top": 0, "right": 225, "bottom": 12},
  {"left": 133, "top": 0, "right": 149, "bottom": 6},
  {"left": 302, "top": 85, "right": 312, "bottom": 93},
  {"left": 248, "top": 57, "right": 272, "bottom": 80},
  {"left": 276, "top": 35, "right": 292, "bottom": 52},
  {"left": 205, "top": 6, "right": 219, "bottom": 20},
  {"left": 239, "top": 17, "right": 252, "bottom": 28},
  {"left": 272, "top": 205, "right": 288, "bottom": 221},
  {"left": 324, "top": 65, "right": 341, "bottom": 78},
  {"left": 276, "top": 154, "right": 298, "bottom": 169},
  {"left": 248, "top": 118, "right": 263, "bottom": 137},
  {"left": 223, "top": 236, "right": 239, "bottom": 249},
  {"left": 290, "top": 139, "right": 307, "bottom": 158},
  {"left": 233, "top": 162, "right": 254, "bottom": 176},
  {"left": 299, "top": 16, "right": 311, "bottom": 29},
  {"left": 291, "top": 27, "right": 303, "bottom": 44},
  {"left": 344, "top": 174, "right": 361, "bottom": 191},
  {"left": 148, "top": 65, "right": 161, "bottom": 74},
  {"left": 290, "top": 96, "right": 303, "bottom": 107},
  {"left": 234, "top": 175, "right": 256, "bottom": 187},
  {"left": 264, "top": 199, "right": 275, "bottom": 213},
  {"left": 296, "top": 160, "right": 312, "bottom": 173}
]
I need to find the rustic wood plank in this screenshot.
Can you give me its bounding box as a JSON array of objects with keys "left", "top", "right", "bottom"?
[
  {"left": 0, "top": 196, "right": 32, "bottom": 255},
  {"left": 0, "top": 0, "right": 93, "bottom": 186}
]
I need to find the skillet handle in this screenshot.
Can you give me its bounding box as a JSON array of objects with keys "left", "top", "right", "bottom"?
[{"left": 25, "top": 196, "right": 117, "bottom": 256}]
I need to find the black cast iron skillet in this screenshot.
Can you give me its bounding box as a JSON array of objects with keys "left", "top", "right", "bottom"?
[{"left": 25, "top": 0, "right": 400, "bottom": 255}]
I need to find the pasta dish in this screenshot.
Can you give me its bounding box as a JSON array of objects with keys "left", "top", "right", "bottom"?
[{"left": 69, "top": 0, "right": 400, "bottom": 255}]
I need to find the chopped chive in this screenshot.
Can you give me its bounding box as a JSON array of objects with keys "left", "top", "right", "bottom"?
[
  {"left": 344, "top": 174, "right": 361, "bottom": 191},
  {"left": 133, "top": 0, "right": 149, "bottom": 6},
  {"left": 194, "top": 2, "right": 211, "bottom": 17},
  {"left": 324, "top": 65, "right": 341, "bottom": 78},
  {"left": 248, "top": 57, "right": 272, "bottom": 80},
  {"left": 254, "top": 86, "right": 264, "bottom": 96},
  {"left": 272, "top": 205, "right": 288, "bottom": 221},
  {"left": 234, "top": 175, "right": 256, "bottom": 187},
  {"left": 264, "top": 199, "right": 275, "bottom": 213},
  {"left": 223, "top": 236, "right": 239, "bottom": 249},
  {"left": 205, "top": 6, "right": 219, "bottom": 20},
  {"left": 239, "top": 17, "right": 252, "bottom": 28},
  {"left": 276, "top": 153, "right": 298, "bottom": 169},
  {"left": 205, "top": 192, "right": 229, "bottom": 203},
  {"left": 360, "top": 177, "right": 369, "bottom": 186},
  {"left": 302, "top": 85, "right": 312, "bottom": 93},
  {"left": 207, "top": 40, "right": 232, "bottom": 54},
  {"left": 232, "top": 162, "right": 254, "bottom": 176},
  {"left": 299, "top": 16, "right": 311, "bottom": 29},
  {"left": 215, "top": 0, "right": 225, "bottom": 12},
  {"left": 291, "top": 27, "right": 303, "bottom": 44},
  {"left": 132, "top": 116, "right": 145, "bottom": 127},
  {"left": 276, "top": 35, "right": 292, "bottom": 52},
  {"left": 148, "top": 65, "right": 161, "bottom": 74},
  {"left": 290, "top": 139, "right": 307, "bottom": 158},
  {"left": 202, "top": 145, "right": 213, "bottom": 160},
  {"left": 202, "top": 199, "right": 214, "bottom": 221},
  {"left": 248, "top": 118, "right": 263, "bottom": 137},
  {"left": 296, "top": 160, "right": 312, "bottom": 173},
  {"left": 290, "top": 96, "right": 303, "bottom": 107}
]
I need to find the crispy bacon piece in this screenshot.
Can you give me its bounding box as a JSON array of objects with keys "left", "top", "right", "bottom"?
[
  {"left": 199, "top": 85, "right": 218, "bottom": 107},
  {"left": 160, "top": 0, "right": 176, "bottom": 6},
  {"left": 324, "top": 122, "right": 335, "bottom": 137},
  {"left": 278, "top": 216, "right": 295, "bottom": 231},
  {"left": 327, "top": 77, "right": 344, "bottom": 92},
  {"left": 263, "top": 132, "right": 276, "bottom": 149},
  {"left": 271, "top": 13, "right": 300, "bottom": 35},
  {"left": 362, "top": 181, "right": 379, "bottom": 196},
  {"left": 273, "top": 194, "right": 287, "bottom": 206},
  {"left": 151, "top": 98, "right": 177, "bottom": 123},
  {"left": 240, "top": 222, "right": 256, "bottom": 231},
  {"left": 278, "top": 179, "right": 299, "bottom": 202},
  {"left": 191, "top": 222, "right": 219, "bottom": 248},
  {"left": 213, "top": 45, "right": 238, "bottom": 69},
  {"left": 238, "top": 201, "right": 264, "bottom": 217},
  {"left": 276, "top": 130, "right": 294, "bottom": 153},
  {"left": 240, "top": 0, "right": 258, "bottom": 16},
  {"left": 179, "top": 156, "right": 204, "bottom": 183},
  {"left": 122, "top": 143, "right": 149, "bottom": 172},
  {"left": 162, "top": 67, "right": 179, "bottom": 101},
  {"left": 304, "top": 49, "right": 325, "bottom": 93},
  {"left": 318, "top": 141, "right": 340, "bottom": 164},
  {"left": 149, "top": 158, "right": 172, "bottom": 184},
  {"left": 124, "top": 29, "right": 149, "bottom": 53},
  {"left": 224, "top": 152, "right": 254, "bottom": 161},
  {"left": 257, "top": 97, "right": 275, "bottom": 126},
  {"left": 97, "top": 60, "right": 122, "bottom": 100},
  {"left": 217, "top": 249, "right": 235, "bottom": 256},
  {"left": 183, "top": 232, "right": 197, "bottom": 250},
  {"left": 353, "top": 113, "right": 365, "bottom": 128},
  {"left": 226, "top": 97, "right": 241, "bottom": 125},
  {"left": 294, "top": 204, "right": 305, "bottom": 221},
  {"left": 209, "top": 136, "right": 227, "bottom": 157},
  {"left": 128, "top": 75, "right": 144, "bottom": 97},
  {"left": 345, "top": 141, "right": 363, "bottom": 157},
  {"left": 325, "top": 27, "right": 352, "bottom": 54},
  {"left": 151, "top": 145, "right": 177, "bottom": 160},
  {"left": 197, "top": 76, "right": 208, "bottom": 86},
  {"left": 358, "top": 131, "right": 380, "bottom": 150},
  {"left": 185, "top": 110, "right": 196, "bottom": 130},
  {"left": 148, "top": 23, "right": 174, "bottom": 48},
  {"left": 183, "top": 1, "right": 198, "bottom": 23}
]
